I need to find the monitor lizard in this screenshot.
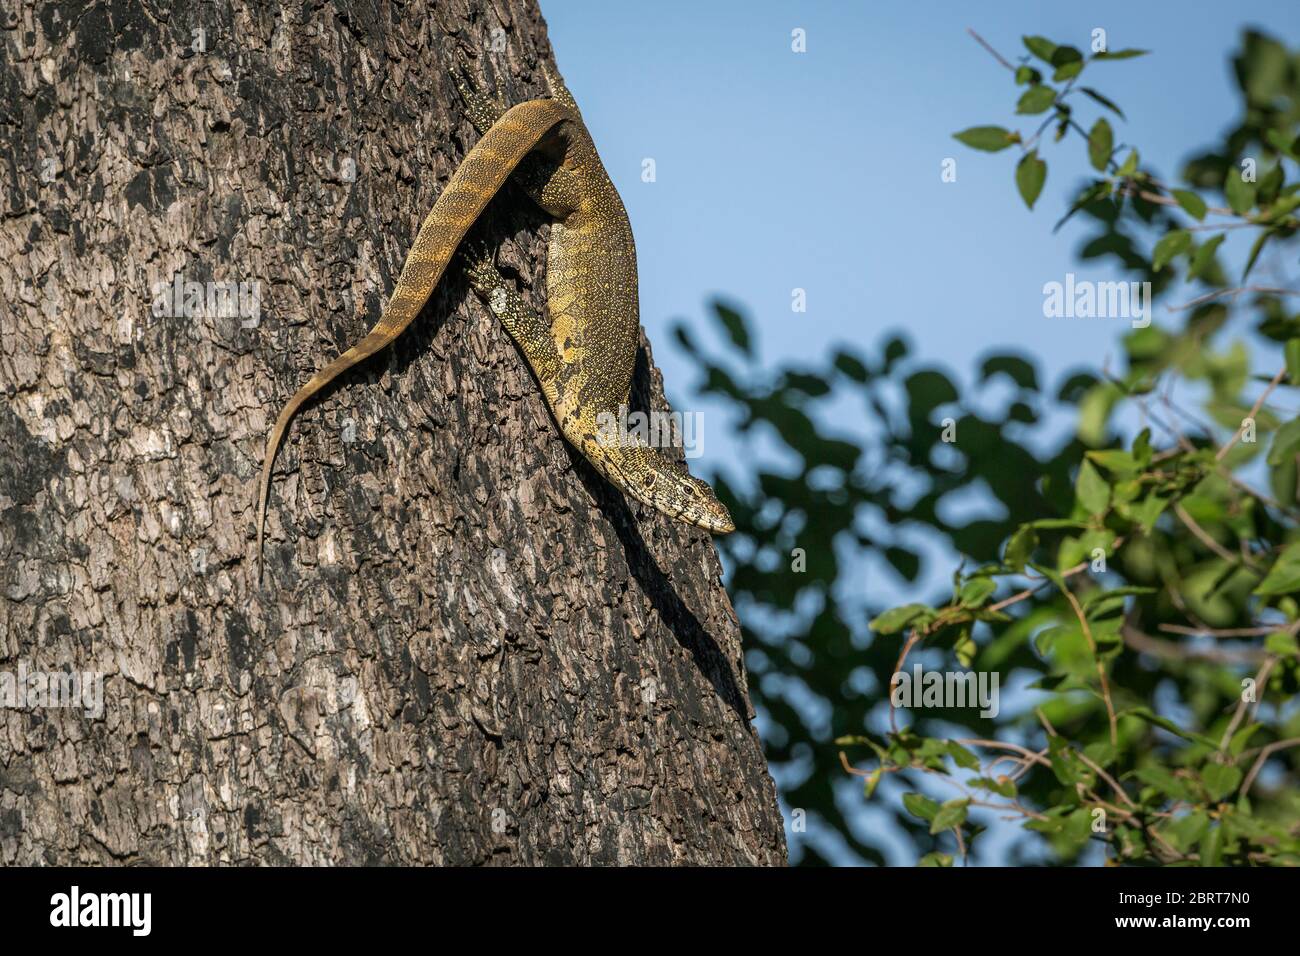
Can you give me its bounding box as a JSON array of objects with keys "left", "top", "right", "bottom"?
[{"left": 255, "top": 63, "right": 733, "bottom": 580}]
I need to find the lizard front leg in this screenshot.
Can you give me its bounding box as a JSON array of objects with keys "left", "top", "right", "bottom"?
[{"left": 463, "top": 248, "right": 563, "bottom": 388}]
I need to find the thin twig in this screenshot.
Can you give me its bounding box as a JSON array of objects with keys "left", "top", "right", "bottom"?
[
  {"left": 1075, "top": 749, "right": 1137, "bottom": 808},
  {"left": 988, "top": 539, "right": 1127, "bottom": 614},
  {"left": 1160, "top": 623, "right": 1278, "bottom": 637},
  {"left": 1061, "top": 584, "right": 1119, "bottom": 746},
  {"left": 1217, "top": 367, "right": 1287, "bottom": 461},
  {"left": 1219, "top": 657, "right": 1277, "bottom": 751},
  {"left": 1173, "top": 502, "right": 1242, "bottom": 565},
  {"left": 1125, "top": 185, "right": 1237, "bottom": 218},
  {"left": 1241, "top": 737, "right": 1300, "bottom": 796},
  {"left": 1122, "top": 621, "right": 1269, "bottom": 664},
  {"left": 889, "top": 630, "right": 922, "bottom": 734},
  {"left": 1168, "top": 285, "right": 1300, "bottom": 313},
  {"left": 966, "top": 27, "right": 1015, "bottom": 71}
]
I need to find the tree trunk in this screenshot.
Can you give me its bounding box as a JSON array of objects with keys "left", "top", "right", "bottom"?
[{"left": 0, "top": 0, "right": 785, "bottom": 865}]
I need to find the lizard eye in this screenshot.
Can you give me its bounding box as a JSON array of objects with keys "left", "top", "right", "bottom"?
[{"left": 642, "top": 473, "right": 656, "bottom": 489}]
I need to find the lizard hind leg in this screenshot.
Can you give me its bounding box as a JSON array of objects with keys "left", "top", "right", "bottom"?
[{"left": 451, "top": 62, "right": 509, "bottom": 135}]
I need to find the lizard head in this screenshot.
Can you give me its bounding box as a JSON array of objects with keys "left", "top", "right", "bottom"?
[{"left": 625, "top": 458, "right": 736, "bottom": 534}]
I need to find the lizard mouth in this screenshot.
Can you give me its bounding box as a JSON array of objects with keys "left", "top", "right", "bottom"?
[
  {"left": 642, "top": 475, "right": 735, "bottom": 534},
  {"left": 597, "top": 450, "right": 734, "bottom": 534},
  {"left": 695, "top": 513, "right": 736, "bottom": 534}
]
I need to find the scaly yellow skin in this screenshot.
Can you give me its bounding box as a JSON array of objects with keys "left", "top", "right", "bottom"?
[{"left": 256, "top": 66, "right": 732, "bottom": 579}]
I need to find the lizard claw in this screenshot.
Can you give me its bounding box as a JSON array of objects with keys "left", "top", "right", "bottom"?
[
  {"left": 451, "top": 59, "right": 507, "bottom": 134},
  {"left": 461, "top": 240, "right": 503, "bottom": 293},
  {"left": 540, "top": 60, "right": 579, "bottom": 115}
]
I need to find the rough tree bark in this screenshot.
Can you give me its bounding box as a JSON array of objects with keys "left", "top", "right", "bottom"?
[{"left": 0, "top": 0, "right": 786, "bottom": 865}]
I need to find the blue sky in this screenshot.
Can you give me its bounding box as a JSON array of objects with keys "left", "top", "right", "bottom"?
[{"left": 543, "top": 0, "right": 1300, "bottom": 864}]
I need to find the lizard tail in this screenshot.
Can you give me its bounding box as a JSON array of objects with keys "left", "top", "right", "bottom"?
[{"left": 256, "top": 97, "right": 572, "bottom": 581}]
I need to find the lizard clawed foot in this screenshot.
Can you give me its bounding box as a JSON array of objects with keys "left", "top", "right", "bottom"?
[
  {"left": 451, "top": 60, "right": 508, "bottom": 134},
  {"left": 461, "top": 240, "right": 505, "bottom": 295},
  {"left": 539, "top": 60, "right": 579, "bottom": 115},
  {"left": 461, "top": 244, "right": 532, "bottom": 330}
]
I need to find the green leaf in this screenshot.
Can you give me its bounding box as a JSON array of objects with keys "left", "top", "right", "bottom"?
[
  {"left": 947, "top": 741, "right": 980, "bottom": 771},
  {"left": 972, "top": 776, "right": 1017, "bottom": 798},
  {"left": 1263, "top": 193, "right": 1300, "bottom": 223},
  {"left": 1016, "top": 150, "right": 1047, "bottom": 210},
  {"left": 1188, "top": 233, "right": 1225, "bottom": 281},
  {"left": 1093, "top": 48, "right": 1149, "bottom": 60},
  {"left": 712, "top": 301, "right": 752, "bottom": 357},
  {"left": 917, "top": 852, "right": 953, "bottom": 867},
  {"left": 1224, "top": 169, "right": 1257, "bottom": 215},
  {"left": 1129, "top": 491, "right": 1169, "bottom": 533},
  {"left": 1014, "top": 65, "right": 1041, "bottom": 86},
  {"left": 1242, "top": 229, "right": 1271, "bottom": 280},
  {"left": 1241, "top": 33, "right": 1289, "bottom": 102},
  {"left": 1162, "top": 811, "right": 1210, "bottom": 851},
  {"left": 1255, "top": 543, "right": 1300, "bottom": 597},
  {"left": 1124, "top": 707, "right": 1218, "bottom": 749},
  {"left": 1201, "top": 763, "right": 1242, "bottom": 802},
  {"left": 1054, "top": 179, "right": 1114, "bottom": 231},
  {"left": 672, "top": 323, "right": 698, "bottom": 355},
  {"left": 1022, "top": 35, "right": 1058, "bottom": 63},
  {"left": 953, "top": 631, "right": 977, "bottom": 668},
  {"left": 1017, "top": 85, "right": 1057, "bottom": 115},
  {"left": 929, "top": 798, "right": 969, "bottom": 834},
  {"left": 883, "top": 336, "right": 908, "bottom": 366},
  {"left": 1087, "top": 118, "right": 1113, "bottom": 172},
  {"left": 1087, "top": 449, "right": 1140, "bottom": 476},
  {"left": 1199, "top": 824, "right": 1223, "bottom": 866},
  {"left": 958, "top": 576, "right": 996, "bottom": 607},
  {"left": 1228, "top": 724, "right": 1263, "bottom": 756},
  {"left": 1004, "top": 525, "right": 1038, "bottom": 572},
  {"left": 1132, "top": 428, "right": 1153, "bottom": 466},
  {"left": 1047, "top": 736, "right": 1084, "bottom": 787},
  {"left": 870, "top": 603, "right": 931, "bottom": 635},
  {"left": 1136, "top": 765, "right": 1197, "bottom": 801},
  {"left": 1081, "top": 584, "right": 1152, "bottom": 612},
  {"left": 1265, "top": 127, "right": 1300, "bottom": 160},
  {"left": 903, "top": 792, "right": 940, "bottom": 822},
  {"left": 980, "top": 355, "right": 1038, "bottom": 390},
  {"left": 1172, "top": 189, "right": 1207, "bottom": 221},
  {"left": 1079, "top": 86, "right": 1125, "bottom": 119},
  {"left": 1027, "top": 518, "right": 1090, "bottom": 530},
  {"left": 953, "top": 126, "right": 1017, "bottom": 152},
  {"left": 1265, "top": 630, "right": 1300, "bottom": 657},
  {"left": 1117, "top": 149, "right": 1139, "bottom": 177},
  {"left": 833, "top": 350, "right": 870, "bottom": 383},
  {"left": 1267, "top": 416, "right": 1300, "bottom": 466},
  {"left": 1084, "top": 741, "right": 1117, "bottom": 769},
  {"left": 1152, "top": 229, "right": 1192, "bottom": 271},
  {"left": 1075, "top": 459, "right": 1110, "bottom": 514},
  {"left": 863, "top": 767, "right": 883, "bottom": 799}
]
